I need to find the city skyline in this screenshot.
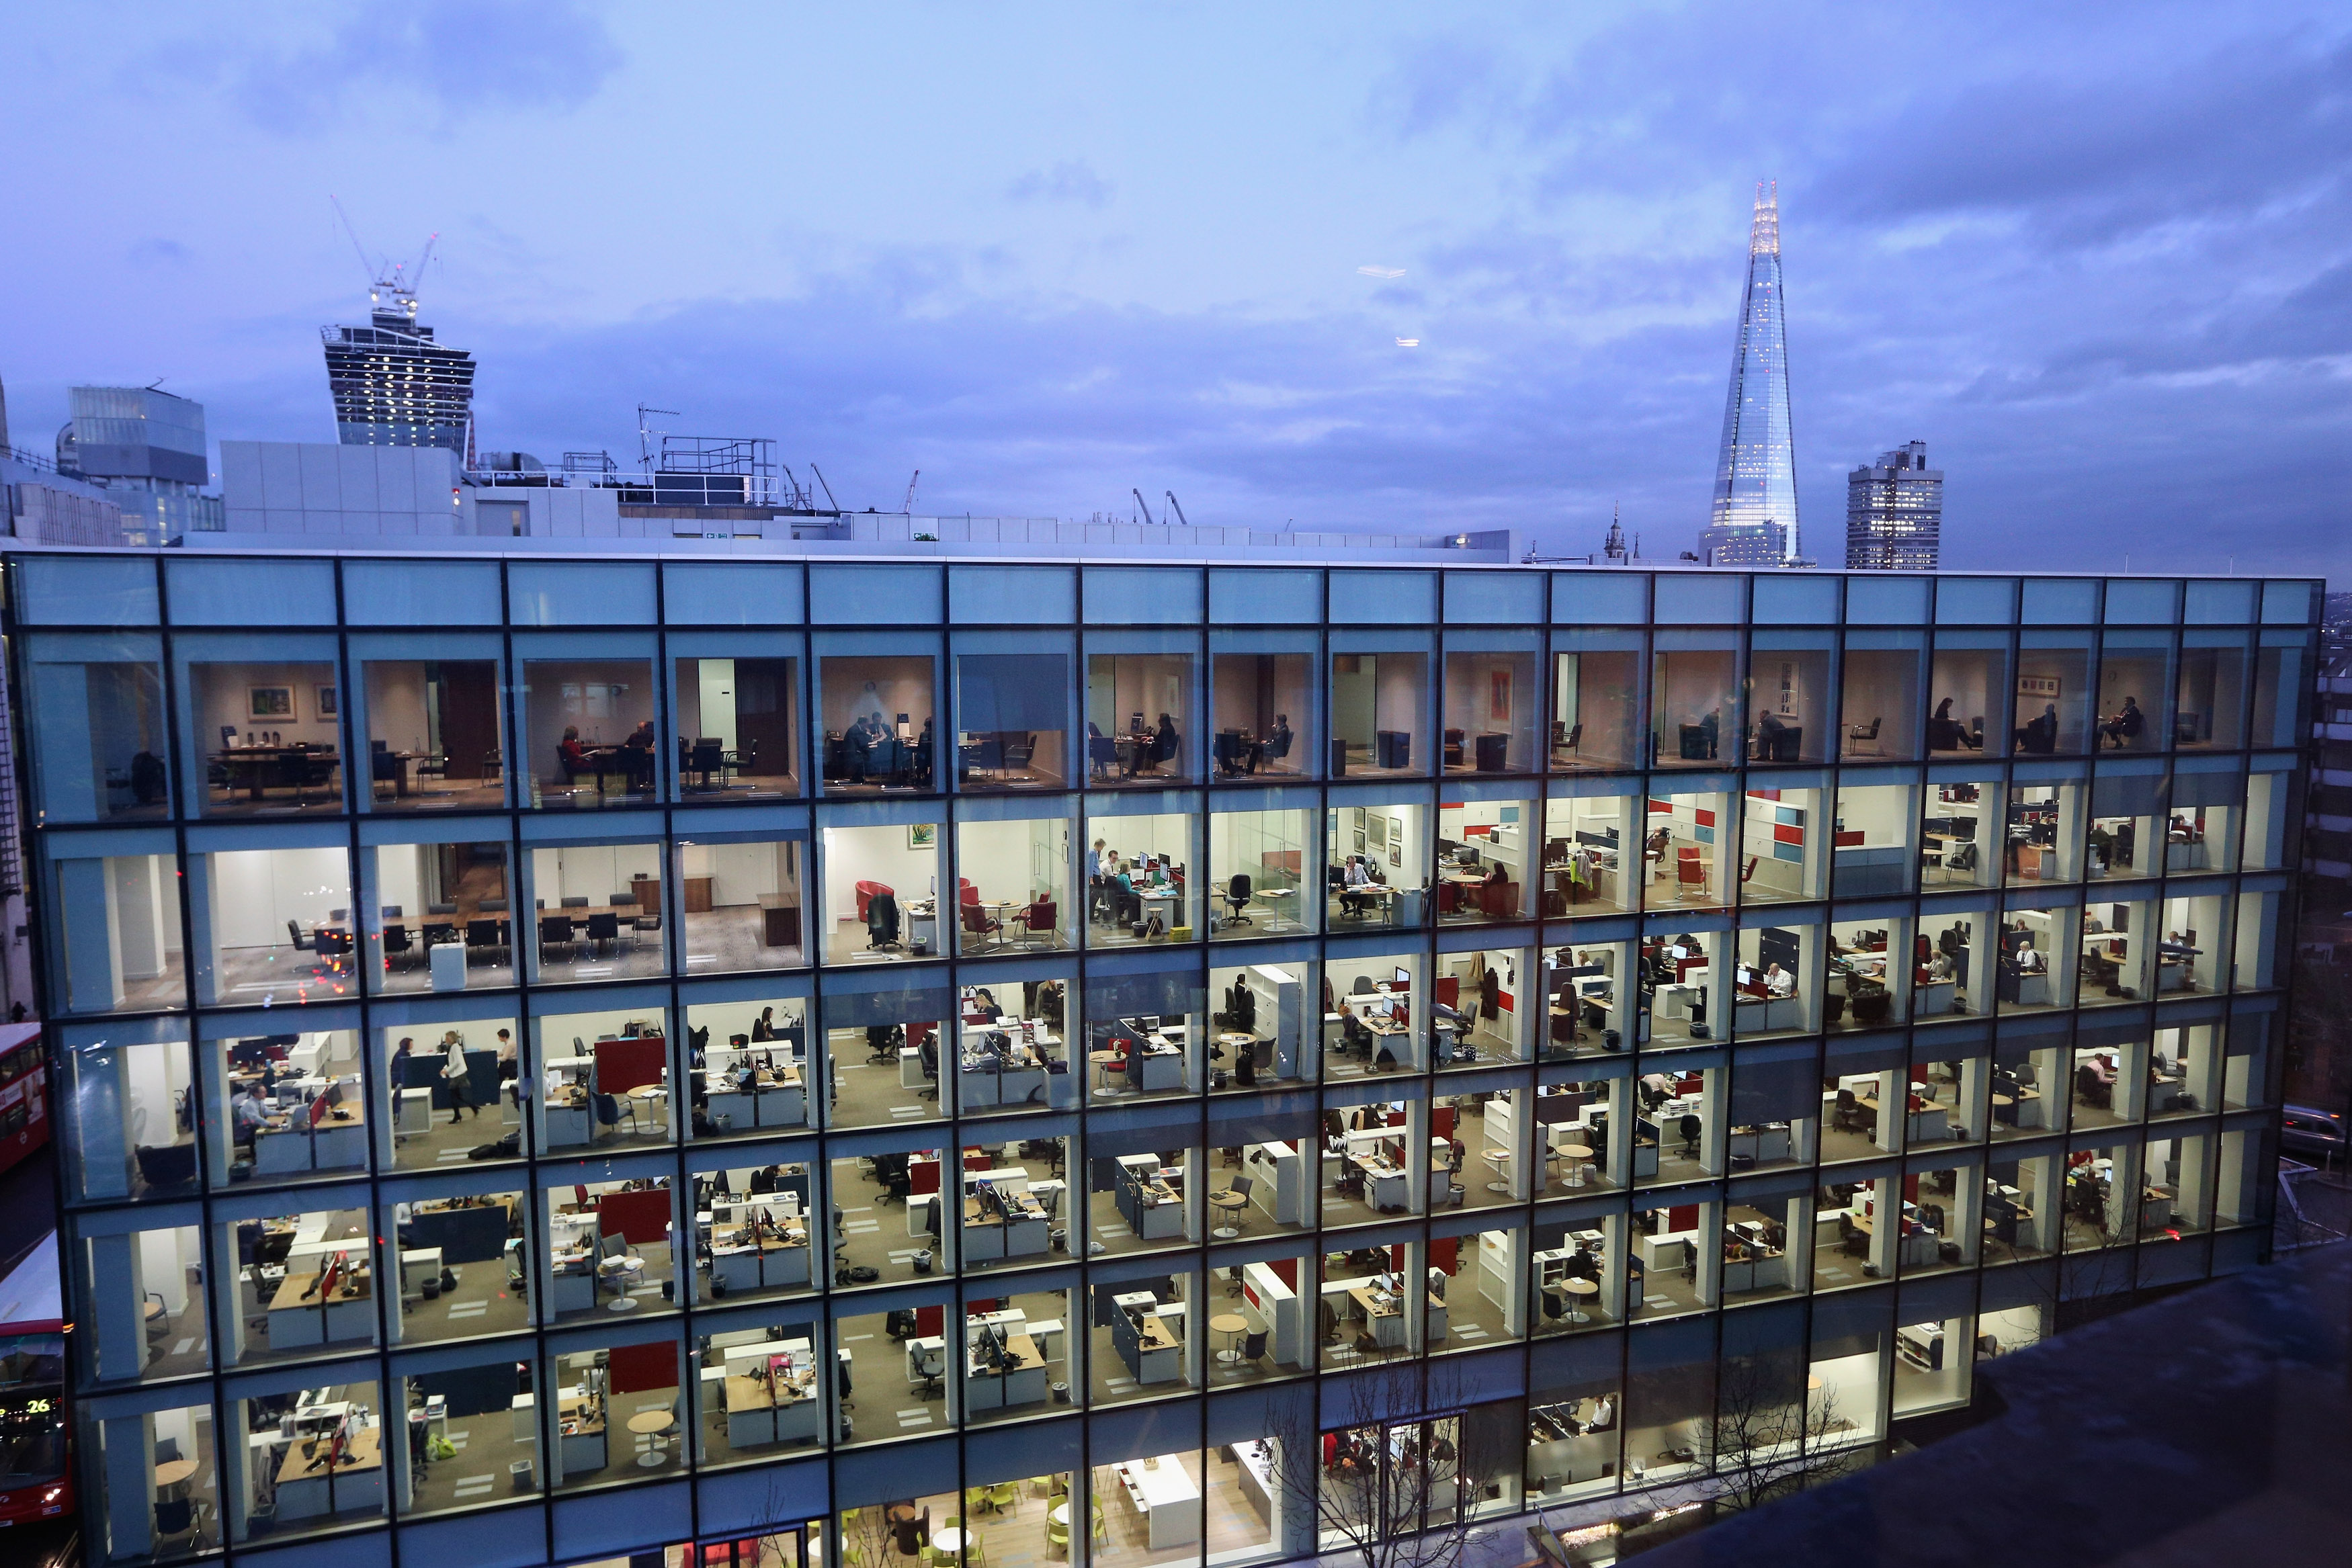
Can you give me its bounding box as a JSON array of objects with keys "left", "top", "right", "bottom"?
[{"left": 1, "top": 5, "right": 2346, "bottom": 581}]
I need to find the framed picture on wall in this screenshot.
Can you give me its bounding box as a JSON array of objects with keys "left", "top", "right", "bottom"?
[
  {"left": 1489, "top": 668, "right": 1511, "bottom": 722},
  {"left": 1353, "top": 830, "right": 1366, "bottom": 854},
  {"left": 2017, "top": 675, "right": 2061, "bottom": 699},
  {"left": 1388, "top": 815, "right": 1405, "bottom": 846},
  {"left": 908, "top": 824, "right": 937, "bottom": 849},
  {"left": 1388, "top": 843, "right": 1402, "bottom": 869},
  {"left": 247, "top": 685, "right": 293, "bottom": 721},
  {"left": 314, "top": 685, "right": 339, "bottom": 719},
  {"left": 1368, "top": 814, "right": 1387, "bottom": 848}
]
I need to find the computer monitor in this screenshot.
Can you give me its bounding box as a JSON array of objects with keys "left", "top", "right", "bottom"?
[
  {"left": 1456, "top": 845, "right": 1480, "bottom": 867},
  {"left": 1394, "top": 967, "right": 1411, "bottom": 989}
]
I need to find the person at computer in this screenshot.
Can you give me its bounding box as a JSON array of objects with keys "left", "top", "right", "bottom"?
[
  {"left": 1755, "top": 706, "right": 1790, "bottom": 760},
  {"left": 1762, "top": 962, "right": 1796, "bottom": 998},
  {"left": 235, "top": 1082, "right": 285, "bottom": 1147},
  {"left": 2099, "top": 695, "right": 2145, "bottom": 750},
  {"left": 2012, "top": 939, "right": 2046, "bottom": 973},
  {"left": 751, "top": 1006, "right": 777, "bottom": 1043}
]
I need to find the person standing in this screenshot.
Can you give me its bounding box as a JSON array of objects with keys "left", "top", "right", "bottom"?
[{"left": 440, "top": 1031, "right": 475, "bottom": 1124}]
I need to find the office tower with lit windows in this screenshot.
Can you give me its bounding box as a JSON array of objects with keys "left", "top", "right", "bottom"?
[
  {"left": 1846, "top": 442, "right": 1943, "bottom": 571},
  {"left": 1702, "top": 183, "right": 1801, "bottom": 568},
  {"left": 9, "top": 536, "right": 2316, "bottom": 1568},
  {"left": 322, "top": 288, "right": 477, "bottom": 462}
]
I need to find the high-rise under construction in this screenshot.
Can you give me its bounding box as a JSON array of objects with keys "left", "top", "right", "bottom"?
[{"left": 321, "top": 270, "right": 476, "bottom": 461}]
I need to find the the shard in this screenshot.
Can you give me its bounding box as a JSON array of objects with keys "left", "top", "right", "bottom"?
[{"left": 1702, "top": 181, "right": 1800, "bottom": 566}]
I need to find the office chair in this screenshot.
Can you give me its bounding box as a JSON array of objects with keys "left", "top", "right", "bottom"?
[
  {"left": 539, "top": 915, "right": 576, "bottom": 963},
  {"left": 1222, "top": 873, "right": 1254, "bottom": 927},
  {"left": 587, "top": 911, "right": 622, "bottom": 958},
  {"left": 960, "top": 896, "right": 1005, "bottom": 952},
  {"left": 380, "top": 922, "right": 416, "bottom": 969},
  {"left": 1677, "top": 1114, "right": 1702, "bottom": 1158},
  {"left": 918, "top": 1037, "right": 940, "bottom": 1100}
]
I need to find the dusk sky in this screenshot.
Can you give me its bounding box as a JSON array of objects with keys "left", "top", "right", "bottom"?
[{"left": 3, "top": 2, "right": 2347, "bottom": 580}]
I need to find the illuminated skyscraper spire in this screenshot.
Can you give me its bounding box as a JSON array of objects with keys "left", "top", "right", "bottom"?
[{"left": 1703, "top": 181, "right": 1800, "bottom": 566}]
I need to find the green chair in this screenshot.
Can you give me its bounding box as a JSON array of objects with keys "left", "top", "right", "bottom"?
[
  {"left": 1046, "top": 1520, "right": 1070, "bottom": 1557},
  {"left": 984, "top": 1483, "right": 1019, "bottom": 1516},
  {"left": 965, "top": 1535, "right": 989, "bottom": 1568}
]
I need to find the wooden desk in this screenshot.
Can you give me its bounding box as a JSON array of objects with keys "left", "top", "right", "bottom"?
[
  {"left": 273, "top": 1427, "right": 382, "bottom": 1520},
  {"left": 759, "top": 894, "right": 802, "bottom": 948}
]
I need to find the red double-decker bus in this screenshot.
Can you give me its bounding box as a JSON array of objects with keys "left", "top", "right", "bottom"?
[
  {"left": 0, "top": 1236, "right": 69, "bottom": 1531},
  {"left": 0, "top": 1023, "right": 49, "bottom": 1182}
]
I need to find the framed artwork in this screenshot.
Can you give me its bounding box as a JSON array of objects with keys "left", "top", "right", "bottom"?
[
  {"left": 247, "top": 685, "right": 293, "bottom": 721},
  {"left": 1368, "top": 814, "right": 1387, "bottom": 848},
  {"left": 2017, "top": 675, "right": 2062, "bottom": 699},
  {"left": 1388, "top": 815, "right": 1405, "bottom": 847},
  {"left": 1353, "top": 830, "right": 1366, "bottom": 854},
  {"left": 1353, "top": 807, "right": 1368, "bottom": 830},
  {"left": 1489, "top": 667, "right": 1512, "bottom": 722},
  {"left": 908, "top": 824, "right": 937, "bottom": 850},
  {"left": 1388, "top": 843, "right": 1402, "bottom": 869},
  {"left": 314, "top": 685, "right": 339, "bottom": 719}
]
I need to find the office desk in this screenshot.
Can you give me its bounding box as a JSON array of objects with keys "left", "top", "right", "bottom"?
[
  {"left": 556, "top": 1391, "right": 607, "bottom": 1475},
  {"left": 1719, "top": 1248, "right": 1788, "bottom": 1293},
  {"left": 710, "top": 1229, "right": 811, "bottom": 1294},
  {"left": 1859, "top": 1097, "right": 1949, "bottom": 1143},
  {"left": 1121, "top": 1308, "right": 1183, "bottom": 1384},
  {"left": 542, "top": 1090, "right": 594, "bottom": 1148},
  {"left": 212, "top": 746, "right": 341, "bottom": 803},
  {"left": 962, "top": 1194, "right": 1052, "bottom": 1261},
  {"left": 272, "top": 1427, "right": 382, "bottom": 1521},
  {"left": 1852, "top": 1211, "right": 1941, "bottom": 1268},
  {"left": 963, "top": 1332, "right": 1050, "bottom": 1409},
  {"left": 1724, "top": 1125, "right": 1791, "bottom": 1166},
  {"left": 253, "top": 1106, "right": 368, "bottom": 1174},
  {"left": 265, "top": 1267, "right": 374, "bottom": 1350},
  {"left": 1114, "top": 1456, "right": 1203, "bottom": 1550},
  {"left": 958, "top": 1057, "right": 1050, "bottom": 1108},
  {"left": 724, "top": 1369, "right": 822, "bottom": 1448},
  {"left": 1733, "top": 994, "right": 1802, "bottom": 1033},
  {"left": 705, "top": 1071, "right": 806, "bottom": 1132},
  {"left": 1345, "top": 1286, "right": 1446, "bottom": 1348}
]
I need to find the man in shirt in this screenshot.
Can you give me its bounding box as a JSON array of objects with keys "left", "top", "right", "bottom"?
[{"left": 234, "top": 1084, "right": 283, "bottom": 1147}]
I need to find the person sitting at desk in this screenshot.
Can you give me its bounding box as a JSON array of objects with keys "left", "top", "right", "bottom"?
[
  {"left": 1754, "top": 707, "right": 1790, "bottom": 759},
  {"left": 1929, "top": 697, "right": 1980, "bottom": 751},
  {"left": 1339, "top": 856, "right": 1384, "bottom": 918},
  {"left": 2016, "top": 703, "right": 2060, "bottom": 755},
  {"left": 751, "top": 1007, "right": 777, "bottom": 1043},
  {"left": 559, "top": 725, "right": 593, "bottom": 779},
  {"left": 2100, "top": 695, "right": 2145, "bottom": 750},
  {"left": 839, "top": 713, "right": 880, "bottom": 783},
  {"left": 621, "top": 720, "right": 657, "bottom": 786},
  {"left": 1925, "top": 950, "right": 1955, "bottom": 982},
  {"left": 1762, "top": 963, "right": 1796, "bottom": 998},
  {"left": 1261, "top": 713, "right": 1292, "bottom": 771},
  {"left": 2011, "top": 939, "right": 2046, "bottom": 974},
  {"left": 235, "top": 1082, "right": 284, "bottom": 1147}
]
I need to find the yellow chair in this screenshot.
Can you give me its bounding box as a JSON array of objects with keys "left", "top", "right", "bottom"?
[
  {"left": 1046, "top": 1520, "right": 1070, "bottom": 1558},
  {"left": 965, "top": 1535, "right": 989, "bottom": 1568},
  {"left": 984, "top": 1483, "right": 1019, "bottom": 1516}
]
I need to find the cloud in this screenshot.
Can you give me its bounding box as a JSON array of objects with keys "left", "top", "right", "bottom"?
[
  {"left": 162, "top": 0, "right": 623, "bottom": 133},
  {"left": 129, "top": 238, "right": 194, "bottom": 267},
  {"left": 1007, "top": 161, "right": 1115, "bottom": 210}
]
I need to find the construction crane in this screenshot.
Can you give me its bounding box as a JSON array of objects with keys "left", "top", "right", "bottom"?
[
  {"left": 808, "top": 464, "right": 841, "bottom": 513},
  {"left": 329, "top": 197, "right": 437, "bottom": 324},
  {"left": 902, "top": 469, "right": 921, "bottom": 515},
  {"left": 1164, "top": 491, "right": 1190, "bottom": 527},
  {"left": 1131, "top": 488, "right": 1158, "bottom": 525}
]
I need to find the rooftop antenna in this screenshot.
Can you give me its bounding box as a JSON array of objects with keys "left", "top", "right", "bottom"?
[
  {"left": 636, "top": 404, "right": 679, "bottom": 468},
  {"left": 1131, "top": 487, "right": 1159, "bottom": 525},
  {"left": 808, "top": 463, "right": 841, "bottom": 513},
  {"left": 329, "top": 196, "right": 436, "bottom": 325},
  {"left": 902, "top": 468, "right": 921, "bottom": 515},
  {"left": 1164, "top": 490, "right": 1190, "bottom": 527}
]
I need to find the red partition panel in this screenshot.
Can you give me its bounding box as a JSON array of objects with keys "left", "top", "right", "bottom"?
[
  {"left": 1429, "top": 1236, "right": 1460, "bottom": 1274},
  {"left": 915, "top": 1305, "right": 944, "bottom": 1337},
  {"left": 1667, "top": 1203, "right": 1700, "bottom": 1231},
  {"left": 1433, "top": 1106, "right": 1457, "bottom": 1139},
  {"left": 1267, "top": 1256, "right": 1299, "bottom": 1289},
  {"left": 1435, "top": 976, "right": 1460, "bottom": 1009},
  {"left": 607, "top": 1340, "right": 675, "bottom": 1395},
  {"left": 595, "top": 1035, "right": 666, "bottom": 1094},
  {"left": 910, "top": 1159, "right": 943, "bottom": 1196},
  {"left": 966, "top": 1299, "right": 999, "bottom": 1316},
  {"left": 599, "top": 1188, "right": 671, "bottom": 1245},
  {"left": 1902, "top": 1174, "right": 1921, "bottom": 1203}
]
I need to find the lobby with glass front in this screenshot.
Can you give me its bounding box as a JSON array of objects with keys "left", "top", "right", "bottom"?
[{"left": 14, "top": 549, "right": 2311, "bottom": 1568}]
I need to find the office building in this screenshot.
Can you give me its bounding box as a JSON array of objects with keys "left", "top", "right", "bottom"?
[
  {"left": 1845, "top": 443, "right": 1943, "bottom": 572},
  {"left": 57, "top": 386, "right": 225, "bottom": 543},
  {"left": 323, "top": 288, "right": 478, "bottom": 462},
  {"left": 11, "top": 540, "right": 2314, "bottom": 1568},
  {"left": 1704, "top": 183, "right": 1801, "bottom": 568}
]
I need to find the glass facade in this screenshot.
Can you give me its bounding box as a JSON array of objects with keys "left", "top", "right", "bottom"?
[{"left": 11, "top": 552, "right": 2312, "bottom": 1568}]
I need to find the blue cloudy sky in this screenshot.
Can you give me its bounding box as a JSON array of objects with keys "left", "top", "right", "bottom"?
[{"left": 3, "top": 2, "right": 2347, "bottom": 579}]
